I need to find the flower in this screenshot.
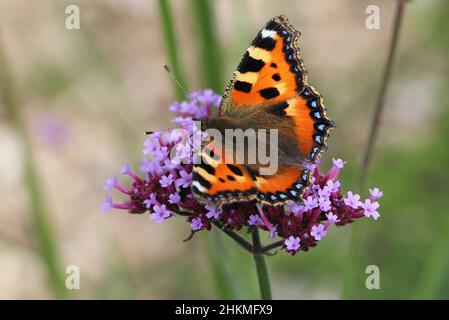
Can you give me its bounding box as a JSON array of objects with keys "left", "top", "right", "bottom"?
[
  {"left": 326, "top": 212, "right": 340, "bottom": 223},
  {"left": 150, "top": 204, "right": 171, "bottom": 223},
  {"left": 100, "top": 195, "right": 113, "bottom": 212},
  {"left": 159, "top": 174, "right": 174, "bottom": 188},
  {"left": 103, "top": 176, "right": 117, "bottom": 190},
  {"left": 318, "top": 196, "right": 332, "bottom": 212},
  {"left": 332, "top": 158, "right": 346, "bottom": 169},
  {"left": 344, "top": 191, "right": 362, "bottom": 209},
  {"left": 362, "top": 199, "right": 380, "bottom": 220},
  {"left": 248, "top": 214, "right": 261, "bottom": 226},
  {"left": 102, "top": 89, "right": 381, "bottom": 255},
  {"left": 303, "top": 196, "right": 318, "bottom": 211},
  {"left": 369, "top": 187, "right": 383, "bottom": 199},
  {"left": 191, "top": 217, "right": 203, "bottom": 231},
  {"left": 176, "top": 170, "right": 192, "bottom": 189},
  {"left": 169, "top": 193, "right": 181, "bottom": 204},
  {"left": 311, "top": 224, "right": 327, "bottom": 241},
  {"left": 205, "top": 205, "right": 222, "bottom": 219},
  {"left": 285, "top": 236, "right": 301, "bottom": 252}
]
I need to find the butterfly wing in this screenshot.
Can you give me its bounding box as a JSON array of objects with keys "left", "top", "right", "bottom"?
[{"left": 193, "top": 15, "right": 334, "bottom": 206}]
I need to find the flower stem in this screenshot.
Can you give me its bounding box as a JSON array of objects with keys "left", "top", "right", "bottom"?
[
  {"left": 251, "top": 228, "right": 272, "bottom": 300},
  {"left": 158, "top": 0, "right": 187, "bottom": 100},
  {"left": 343, "top": 0, "right": 408, "bottom": 299},
  {"left": 0, "top": 39, "right": 67, "bottom": 299},
  {"left": 358, "top": 0, "right": 408, "bottom": 190}
]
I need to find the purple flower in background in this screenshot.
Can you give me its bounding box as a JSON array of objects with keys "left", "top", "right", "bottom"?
[
  {"left": 101, "top": 89, "right": 381, "bottom": 255},
  {"left": 33, "top": 113, "right": 68, "bottom": 148}
]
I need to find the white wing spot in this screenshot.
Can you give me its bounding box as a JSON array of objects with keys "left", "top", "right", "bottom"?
[{"left": 261, "top": 29, "right": 276, "bottom": 39}]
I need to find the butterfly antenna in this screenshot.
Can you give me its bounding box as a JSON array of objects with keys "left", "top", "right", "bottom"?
[{"left": 163, "top": 64, "right": 191, "bottom": 101}]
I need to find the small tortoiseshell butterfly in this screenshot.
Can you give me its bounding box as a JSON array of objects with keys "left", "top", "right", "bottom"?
[{"left": 192, "top": 15, "right": 334, "bottom": 207}]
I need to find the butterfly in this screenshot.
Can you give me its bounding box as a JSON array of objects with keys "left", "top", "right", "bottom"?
[{"left": 191, "top": 15, "right": 334, "bottom": 207}]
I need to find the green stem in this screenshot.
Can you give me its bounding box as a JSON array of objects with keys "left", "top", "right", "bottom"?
[
  {"left": 191, "top": 0, "right": 224, "bottom": 94},
  {"left": 251, "top": 228, "right": 272, "bottom": 300},
  {"left": 342, "top": 0, "right": 408, "bottom": 299},
  {"left": 0, "top": 39, "right": 67, "bottom": 299},
  {"left": 158, "top": 0, "right": 187, "bottom": 100}
]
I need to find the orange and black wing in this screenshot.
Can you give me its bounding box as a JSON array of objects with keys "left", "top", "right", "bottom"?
[{"left": 193, "top": 15, "right": 334, "bottom": 206}]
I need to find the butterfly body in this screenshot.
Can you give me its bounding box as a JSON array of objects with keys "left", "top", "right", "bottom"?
[{"left": 191, "top": 15, "right": 334, "bottom": 207}]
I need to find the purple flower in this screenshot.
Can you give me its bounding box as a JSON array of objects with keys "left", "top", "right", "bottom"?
[
  {"left": 343, "top": 191, "right": 362, "bottom": 209},
  {"left": 248, "top": 214, "right": 261, "bottom": 226},
  {"left": 103, "top": 176, "right": 117, "bottom": 190},
  {"left": 325, "top": 180, "right": 341, "bottom": 193},
  {"left": 326, "top": 212, "right": 340, "bottom": 223},
  {"left": 173, "top": 143, "right": 191, "bottom": 163},
  {"left": 332, "top": 158, "right": 346, "bottom": 169},
  {"left": 369, "top": 187, "right": 383, "bottom": 199},
  {"left": 143, "top": 193, "right": 159, "bottom": 208},
  {"left": 191, "top": 217, "right": 203, "bottom": 231},
  {"left": 362, "top": 199, "right": 380, "bottom": 220},
  {"left": 318, "top": 197, "right": 332, "bottom": 212},
  {"left": 290, "top": 203, "right": 305, "bottom": 215},
  {"left": 310, "top": 224, "right": 327, "bottom": 241},
  {"left": 303, "top": 196, "right": 318, "bottom": 211},
  {"left": 102, "top": 89, "right": 381, "bottom": 255},
  {"left": 120, "top": 164, "right": 131, "bottom": 175},
  {"left": 205, "top": 205, "right": 222, "bottom": 219},
  {"left": 175, "top": 170, "right": 192, "bottom": 189},
  {"left": 169, "top": 193, "right": 181, "bottom": 204},
  {"left": 143, "top": 138, "right": 159, "bottom": 155},
  {"left": 159, "top": 174, "right": 174, "bottom": 188},
  {"left": 150, "top": 204, "right": 171, "bottom": 223},
  {"left": 100, "top": 195, "right": 113, "bottom": 212},
  {"left": 285, "top": 236, "right": 301, "bottom": 252}
]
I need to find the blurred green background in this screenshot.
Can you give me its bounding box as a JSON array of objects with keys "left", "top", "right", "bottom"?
[{"left": 0, "top": 0, "right": 448, "bottom": 299}]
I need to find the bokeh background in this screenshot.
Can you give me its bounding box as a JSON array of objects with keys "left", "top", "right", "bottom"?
[{"left": 0, "top": 0, "right": 448, "bottom": 299}]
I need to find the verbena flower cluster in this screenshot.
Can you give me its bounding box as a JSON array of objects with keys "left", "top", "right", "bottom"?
[{"left": 101, "top": 89, "right": 382, "bottom": 255}]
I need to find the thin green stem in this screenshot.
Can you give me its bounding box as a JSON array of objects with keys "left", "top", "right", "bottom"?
[
  {"left": 191, "top": 0, "right": 224, "bottom": 95},
  {"left": 212, "top": 221, "right": 253, "bottom": 253},
  {"left": 158, "top": 0, "right": 187, "bottom": 100},
  {"left": 261, "top": 240, "right": 284, "bottom": 254},
  {"left": 0, "top": 40, "right": 67, "bottom": 299},
  {"left": 343, "top": 0, "right": 408, "bottom": 299},
  {"left": 251, "top": 228, "right": 272, "bottom": 300}
]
